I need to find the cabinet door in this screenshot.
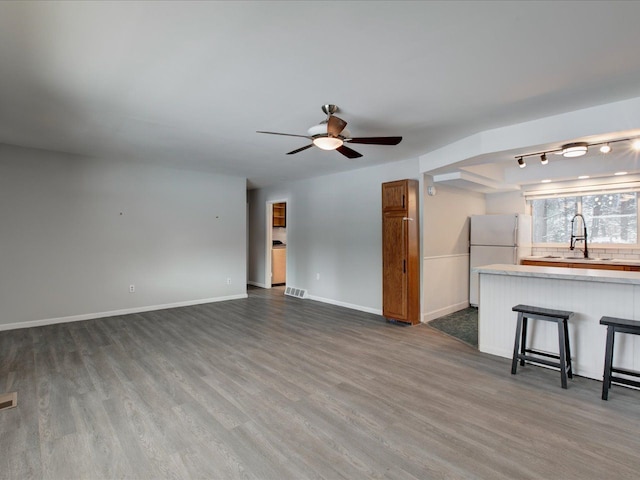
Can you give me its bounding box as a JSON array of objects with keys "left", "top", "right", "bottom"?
[
  {"left": 272, "top": 248, "right": 286, "bottom": 284},
  {"left": 382, "top": 180, "right": 408, "bottom": 212},
  {"left": 521, "top": 260, "right": 570, "bottom": 267},
  {"left": 569, "top": 262, "right": 626, "bottom": 270},
  {"left": 382, "top": 212, "right": 407, "bottom": 320}
]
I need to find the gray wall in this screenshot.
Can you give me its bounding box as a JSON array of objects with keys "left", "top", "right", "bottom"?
[
  {"left": 423, "top": 182, "right": 486, "bottom": 257},
  {"left": 0, "top": 144, "right": 247, "bottom": 328},
  {"left": 248, "top": 158, "right": 420, "bottom": 313},
  {"left": 485, "top": 191, "right": 528, "bottom": 214},
  {"left": 422, "top": 180, "right": 485, "bottom": 321}
]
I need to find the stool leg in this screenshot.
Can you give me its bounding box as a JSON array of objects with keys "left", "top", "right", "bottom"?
[
  {"left": 563, "top": 319, "right": 573, "bottom": 379},
  {"left": 511, "top": 312, "right": 524, "bottom": 375},
  {"left": 557, "top": 319, "right": 568, "bottom": 389},
  {"left": 520, "top": 316, "right": 528, "bottom": 367},
  {"left": 602, "top": 326, "right": 615, "bottom": 400}
]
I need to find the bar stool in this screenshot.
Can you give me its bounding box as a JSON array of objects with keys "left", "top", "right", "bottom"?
[
  {"left": 600, "top": 316, "right": 640, "bottom": 400},
  {"left": 511, "top": 304, "right": 574, "bottom": 389}
]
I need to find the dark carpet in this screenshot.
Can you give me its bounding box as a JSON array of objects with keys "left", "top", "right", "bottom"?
[{"left": 429, "top": 307, "right": 478, "bottom": 347}]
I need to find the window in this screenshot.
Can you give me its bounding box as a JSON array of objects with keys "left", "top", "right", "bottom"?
[
  {"left": 532, "top": 197, "right": 577, "bottom": 243},
  {"left": 531, "top": 192, "right": 638, "bottom": 244}
]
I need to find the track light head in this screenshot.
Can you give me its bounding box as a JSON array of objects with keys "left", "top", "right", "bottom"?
[
  {"left": 517, "top": 157, "right": 526, "bottom": 168},
  {"left": 540, "top": 153, "right": 548, "bottom": 165}
]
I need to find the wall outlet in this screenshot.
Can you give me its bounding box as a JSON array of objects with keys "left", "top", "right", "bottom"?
[
  {"left": 316, "top": 273, "right": 320, "bottom": 280},
  {"left": 226, "top": 278, "right": 231, "bottom": 285},
  {"left": 129, "top": 284, "right": 135, "bottom": 293}
]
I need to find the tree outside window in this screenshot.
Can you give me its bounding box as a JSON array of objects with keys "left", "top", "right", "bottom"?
[
  {"left": 532, "top": 197, "right": 577, "bottom": 243},
  {"left": 531, "top": 192, "right": 637, "bottom": 244},
  {"left": 582, "top": 193, "right": 637, "bottom": 244}
]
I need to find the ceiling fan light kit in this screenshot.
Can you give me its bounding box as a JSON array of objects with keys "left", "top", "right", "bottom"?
[
  {"left": 312, "top": 136, "right": 343, "bottom": 150},
  {"left": 257, "top": 104, "right": 402, "bottom": 159}
]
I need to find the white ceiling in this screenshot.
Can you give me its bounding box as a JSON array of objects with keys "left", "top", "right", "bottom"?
[{"left": 2, "top": 1, "right": 640, "bottom": 188}]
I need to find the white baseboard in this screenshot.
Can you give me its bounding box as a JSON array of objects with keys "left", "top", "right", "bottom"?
[
  {"left": 422, "top": 300, "right": 470, "bottom": 323},
  {"left": 247, "top": 281, "right": 269, "bottom": 288},
  {"left": 307, "top": 295, "right": 382, "bottom": 316},
  {"left": 0, "top": 293, "right": 249, "bottom": 332}
]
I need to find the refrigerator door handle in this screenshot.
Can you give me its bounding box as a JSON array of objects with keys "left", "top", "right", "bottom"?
[
  {"left": 513, "top": 218, "right": 518, "bottom": 246},
  {"left": 513, "top": 247, "right": 517, "bottom": 264}
]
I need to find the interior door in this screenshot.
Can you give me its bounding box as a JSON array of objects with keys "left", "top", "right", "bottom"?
[{"left": 383, "top": 212, "right": 407, "bottom": 320}]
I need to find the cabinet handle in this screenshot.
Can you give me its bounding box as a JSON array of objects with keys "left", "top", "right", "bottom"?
[
  {"left": 402, "top": 195, "right": 405, "bottom": 209},
  {"left": 402, "top": 217, "right": 413, "bottom": 221},
  {"left": 403, "top": 260, "right": 406, "bottom": 273}
]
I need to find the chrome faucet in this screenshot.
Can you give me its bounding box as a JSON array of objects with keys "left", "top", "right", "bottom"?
[{"left": 570, "top": 213, "right": 589, "bottom": 258}]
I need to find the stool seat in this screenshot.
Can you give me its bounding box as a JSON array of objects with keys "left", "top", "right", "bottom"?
[
  {"left": 512, "top": 304, "right": 573, "bottom": 319},
  {"left": 600, "top": 316, "right": 640, "bottom": 400},
  {"left": 600, "top": 316, "right": 640, "bottom": 330},
  {"left": 511, "top": 304, "right": 574, "bottom": 389}
]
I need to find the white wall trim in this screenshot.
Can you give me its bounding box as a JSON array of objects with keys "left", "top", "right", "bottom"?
[
  {"left": 422, "top": 300, "right": 470, "bottom": 323},
  {"left": 247, "top": 280, "right": 269, "bottom": 288},
  {"left": 307, "top": 295, "right": 382, "bottom": 316},
  {"left": 0, "top": 294, "right": 249, "bottom": 332},
  {"left": 423, "top": 253, "right": 469, "bottom": 260}
]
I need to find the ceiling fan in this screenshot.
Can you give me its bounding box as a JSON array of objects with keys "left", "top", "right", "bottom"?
[{"left": 257, "top": 104, "right": 402, "bottom": 159}]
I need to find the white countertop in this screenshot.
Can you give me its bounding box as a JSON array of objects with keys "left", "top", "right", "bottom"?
[
  {"left": 474, "top": 263, "right": 640, "bottom": 285},
  {"left": 476, "top": 263, "right": 640, "bottom": 380},
  {"left": 523, "top": 255, "right": 640, "bottom": 266}
]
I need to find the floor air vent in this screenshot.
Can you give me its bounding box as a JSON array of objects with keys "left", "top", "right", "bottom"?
[
  {"left": 285, "top": 286, "right": 307, "bottom": 299},
  {"left": 0, "top": 392, "right": 17, "bottom": 411}
]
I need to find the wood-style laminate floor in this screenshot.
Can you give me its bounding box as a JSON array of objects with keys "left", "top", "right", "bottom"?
[{"left": 1, "top": 286, "right": 640, "bottom": 479}]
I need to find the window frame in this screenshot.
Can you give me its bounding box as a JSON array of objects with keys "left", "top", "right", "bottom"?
[{"left": 529, "top": 191, "right": 640, "bottom": 248}]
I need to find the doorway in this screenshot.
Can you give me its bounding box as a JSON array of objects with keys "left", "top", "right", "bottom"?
[{"left": 265, "top": 199, "right": 288, "bottom": 288}]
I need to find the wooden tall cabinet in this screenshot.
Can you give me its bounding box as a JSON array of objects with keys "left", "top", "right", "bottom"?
[{"left": 382, "top": 179, "right": 420, "bottom": 325}]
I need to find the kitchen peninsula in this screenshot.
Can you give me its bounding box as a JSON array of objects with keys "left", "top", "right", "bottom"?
[{"left": 475, "top": 263, "right": 640, "bottom": 381}]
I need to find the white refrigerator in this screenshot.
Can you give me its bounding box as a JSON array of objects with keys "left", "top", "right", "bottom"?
[{"left": 469, "top": 214, "right": 532, "bottom": 306}]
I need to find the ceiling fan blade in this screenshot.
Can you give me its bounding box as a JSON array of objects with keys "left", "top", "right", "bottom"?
[
  {"left": 346, "top": 136, "right": 402, "bottom": 145},
  {"left": 257, "top": 131, "right": 311, "bottom": 139},
  {"left": 336, "top": 145, "right": 362, "bottom": 159},
  {"left": 286, "top": 144, "right": 314, "bottom": 155},
  {"left": 327, "top": 116, "right": 347, "bottom": 136}
]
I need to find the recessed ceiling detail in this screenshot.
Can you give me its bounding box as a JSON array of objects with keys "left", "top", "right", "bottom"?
[{"left": 432, "top": 171, "right": 520, "bottom": 194}]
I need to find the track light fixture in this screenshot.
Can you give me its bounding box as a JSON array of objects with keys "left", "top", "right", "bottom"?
[
  {"left": 514, "top": 136, "right": 639, "bottom": 168},
  {"left": 561, "top": 142, "right": 588, "bottom": 157}
]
